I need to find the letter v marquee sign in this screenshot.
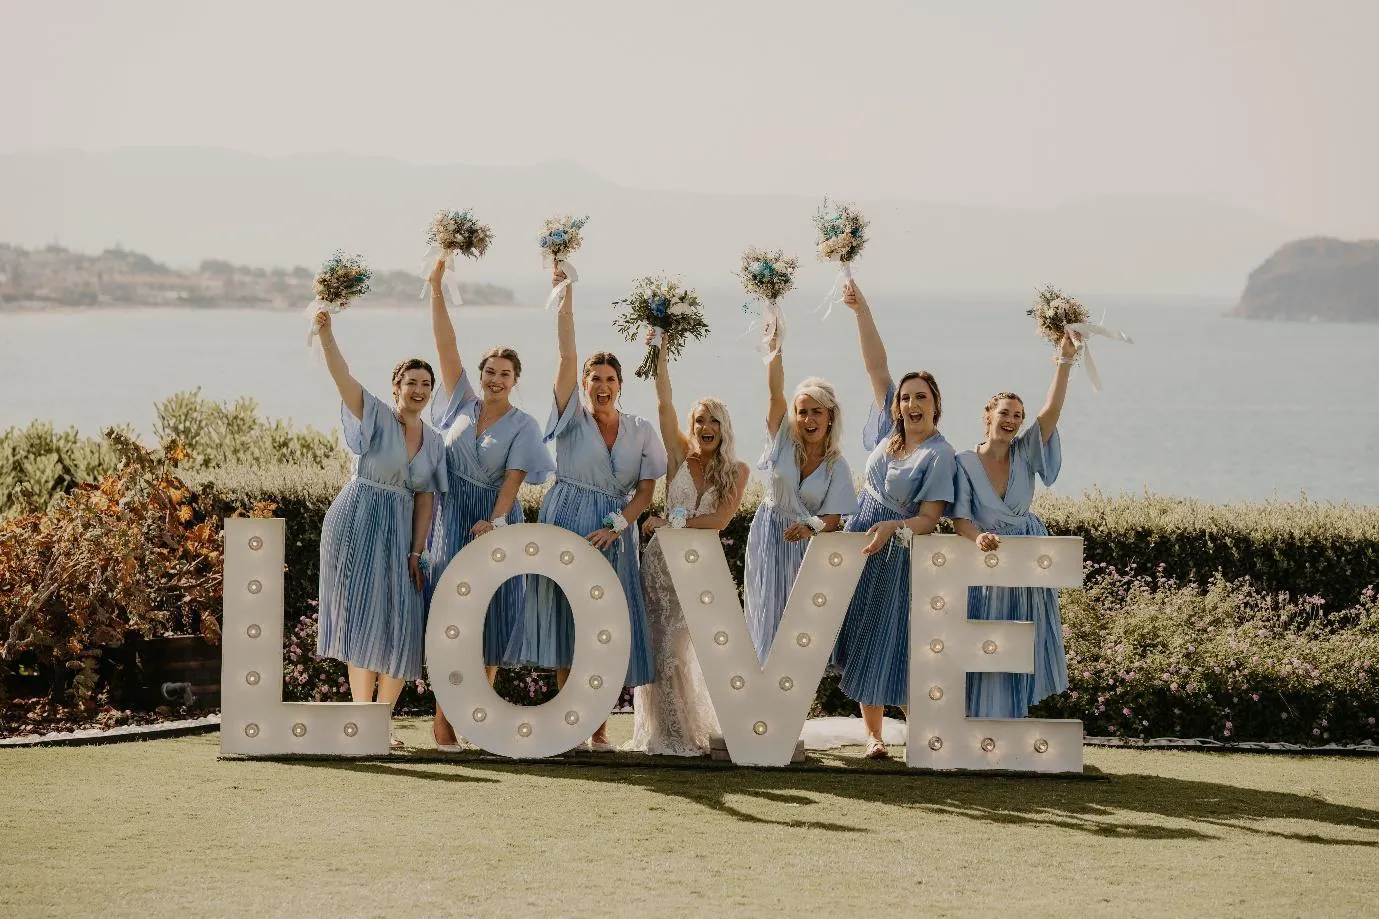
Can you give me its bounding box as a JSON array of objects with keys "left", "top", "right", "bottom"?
[{"left": 222, "top": 518, "right": 1084, "bottom": 772}]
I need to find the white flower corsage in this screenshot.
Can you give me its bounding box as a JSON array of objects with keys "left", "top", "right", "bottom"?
[
  {"left": 490, "top": 517, "right": 508, "bottom": 528},
  {"left": 603, "top": 512, "right": 629, "bottom": 533},
  {"left": 893, "top": 524, "right": 914, "bottom": 545},
  {"left": 669, "top": 507, "right": 690, "bottom": 529},
  {"left": 801, "top": 515, "right": 826, "bottom": 534}
]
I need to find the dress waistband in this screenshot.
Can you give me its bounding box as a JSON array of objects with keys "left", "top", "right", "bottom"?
[
  {"left": 864, "top": 482, "right": 911, "bottom": 517},
  {"left": 452, "top": 469, "right": 500, "bottom": 492},
  {"left": 554, "top": 476, "right": 628, "bottom": 502},
  {"left": 351, "top": 476, "right": 412, "bottom": 498}
]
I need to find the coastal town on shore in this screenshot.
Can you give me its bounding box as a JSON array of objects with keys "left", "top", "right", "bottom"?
[{"left": 0, "top": 242, "right": 517, "bottom": 310}]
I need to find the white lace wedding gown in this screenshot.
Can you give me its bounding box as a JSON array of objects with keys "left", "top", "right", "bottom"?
[{"left": 626, "top": 464, "right": 723, "bottom": 756}]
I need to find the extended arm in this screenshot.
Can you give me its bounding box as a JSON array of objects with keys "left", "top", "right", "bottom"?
[
  {"left": 428, "top": 258, "right": 464, "bottom": 396},
  {"left": 655, "top": 342, "right": 688, "bottom": 472},
  {"left": 1037, "top": 332, "right": 1079, "bottom": 442},
  {"left": 314, "top": 313, "right": 364, "bottom": 420},
  {"left": 553, "top": 270, "right": 578, "bottom": 415},
  {"left": 842, "top": 281, "right": 893, "bottom": 409}
]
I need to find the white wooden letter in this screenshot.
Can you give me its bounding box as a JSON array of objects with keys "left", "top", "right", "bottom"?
[
  {"left": 656, "top": 529, "right": 870, "bottom": 766},
  {"left": 220, "top": 517, "right": 391, "bottom": 755},
  {"left": 426, "top": 523, "right": 630, "bottom": 758}
]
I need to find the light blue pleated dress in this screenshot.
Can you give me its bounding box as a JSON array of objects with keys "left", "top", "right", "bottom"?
[
  {"left": 744, "top": 422, "right": 859, "bottom": 664},
  {"left": 426, "top": 370, "right": 555, "bottom": 666},
  {"left": 831, "top": 385, "right": 956, "bottom": 707},
  {"left": 511, "top": 395, "right": 667, "bottom": 687},
  {"left": 317, "top": 390, "right": 448, "bottom": 681},
  {"left": 953, "top": 424, "right": 1068, "bottom": 717}
]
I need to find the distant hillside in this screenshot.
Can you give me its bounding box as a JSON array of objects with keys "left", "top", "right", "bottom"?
[
  {"left": 1230, "top": 237, "right": 1379, "bottom": 322},
  {"left": 0, "top": 148, "right": 1300, "bottom": 300},
  {"left": 0, "top": 242, "right": 516, "bottom": 309}
]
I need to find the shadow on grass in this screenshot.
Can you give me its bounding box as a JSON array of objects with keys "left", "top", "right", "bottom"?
[{"left": 283, "top": 754, "right": 1379, "bottom": 845}]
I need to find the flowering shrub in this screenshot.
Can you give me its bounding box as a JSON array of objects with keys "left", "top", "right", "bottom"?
[
  {"left": 0, "top": 431, "right": 273, "bottom": 709},
  {"left": 1034, "top": 566, "right": 1379, "bottom": 743}
]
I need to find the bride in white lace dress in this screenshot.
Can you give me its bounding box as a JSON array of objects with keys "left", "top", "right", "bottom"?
[{"left": 627, "top": 343, "right": 750, "bottom": 756}]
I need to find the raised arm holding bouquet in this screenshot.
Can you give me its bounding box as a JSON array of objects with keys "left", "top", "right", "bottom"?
[{"left": 422, "top": 208, "right": 494, "bottom": 306}]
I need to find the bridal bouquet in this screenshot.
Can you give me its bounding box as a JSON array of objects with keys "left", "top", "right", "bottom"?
[
  {"left": 540, "top": 214, "right": 588, "bottom": 309},
  {"left": 1027, "top": 285, "right": 1088, "bottom": 345},
  {"left": 738, "top": 247, "right": 797, "bottom": 362},
  {"left": 423, "top": 208, "right": 494, "bottom": 305},
  {"left": 1027, "top": 285, "right": 1134, "bottom": 392},
  {"left": 813, "top": 198, "right": 869, "bottom": 317},
  {"left": 612, "top": 276, "right": 709, "bottom": 380},
  {"left": 305, "top": 251, "right": 371, "bottom": 348}
]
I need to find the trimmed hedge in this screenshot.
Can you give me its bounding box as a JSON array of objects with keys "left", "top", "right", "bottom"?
[{"left": 193, "top": 466, "right": 1379, "bottom": 614}]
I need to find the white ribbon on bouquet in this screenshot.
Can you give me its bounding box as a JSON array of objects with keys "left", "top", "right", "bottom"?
[
  {"left": 1064, "top": 317, "right": 1134, "bottom": 392},
  {"left": 816, "top": 261, "right": 854, "bottom": 320},
  {"left": 543, "top": 253, "right": 579, "bottom": 309},
  {"left": 303, "top": 300, "right": 346, "bottom": 352},
  {"left": 420, "top": 247, "right": 463, "bottom": 307},
  {"left": 741, "top": 299, "right": 786, "bottom": 364}
]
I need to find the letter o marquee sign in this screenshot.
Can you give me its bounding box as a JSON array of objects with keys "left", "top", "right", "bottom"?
[{"left": 426, "top": 523, "right": 631, "bottom": 758}]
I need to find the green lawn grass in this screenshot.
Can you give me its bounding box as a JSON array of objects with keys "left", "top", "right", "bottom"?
[{"left": 3, "top": 714, "right": 1377, "bottom": 918}]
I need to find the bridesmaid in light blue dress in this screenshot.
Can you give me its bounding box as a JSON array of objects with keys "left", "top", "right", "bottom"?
[
  {"left": 513, "top": 270, "right": 667, "bottom": 749},
  {"left": 831, "top": 281, "right": 956, "bottom": 759},
  {"left": 423, "top": 258, "right": 555, "bottom": 749},
  {"left": 311, "top": 311, "right": 447, "bottom": 746},
  {"left": 952, "top": 331, "right": 1080, "bottom": 718},
  {"left": 744, "top": 331, "right": 858, "bottom": 664}
]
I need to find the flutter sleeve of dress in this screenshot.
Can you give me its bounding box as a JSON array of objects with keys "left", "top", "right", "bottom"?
[
  {"left": 544, "top": 392, "right": 586, "bottom": 443},
  {"left": 342, "top": 390, "right": 389, "bottom": 457},
  {"left": 949, "top": 455, "right": 979, "bottom": 522},
  {"left": 1014, "top": 423, "right": 1063, "bottom": 487},
  {"left": 635, "top": 416, "right": 669, "bottom": 483},
  {"left": 759, "top": 420, "right": 792, "bottom": 472},
  {"left": 430, "top": 370, "right": 479, "bottom": 434},
  {"left": 417, "top": 430, "right": 449, "bottom": 495},
  {"left": 509, "top": 414, "right": 556, "bottom": 486},
  {"left": 861, "top": 383, "right": 897, "bottom": 452},
  {"left": 818, "top": 457, "right": 860, "bottom": 516},
  {"left": 915, "top": 442, "right": 957, "bottom": 508}
]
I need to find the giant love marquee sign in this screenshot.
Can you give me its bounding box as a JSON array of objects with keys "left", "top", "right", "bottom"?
[{"left": 221, "top": 518, "right": 1085, "bottom": 772}]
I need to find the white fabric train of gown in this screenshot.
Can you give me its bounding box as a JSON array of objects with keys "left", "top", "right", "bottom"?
[{"left": 626, "top": 463, "right": 723, "bottom": 756}]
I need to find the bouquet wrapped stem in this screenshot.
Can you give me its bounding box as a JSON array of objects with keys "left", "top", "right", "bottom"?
[
  {"left": 813, "top": 199, "right": 868, "bottom": 319},
  {"left": 612, "top": 277, "right": 709, "bottom": 381},
  {"left": 738, "top": 247, "right": 797, "bottom": 364},
  {"left": 540, "top": 215, "right": 588, "bottom": 309},
  {"left": 423, "top": 209, "right": 493, "bottom": 306},
  {"left": 1027, "top": 285, "right": 1134, "bottom": 392},
  {"left": 305, "top": 251, "right": 371, "bottom": 350}
]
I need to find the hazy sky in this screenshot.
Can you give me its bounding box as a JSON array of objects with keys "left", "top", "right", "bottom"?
[{"left": 3, "top": 0, "right": 1376, "bottom": 236}]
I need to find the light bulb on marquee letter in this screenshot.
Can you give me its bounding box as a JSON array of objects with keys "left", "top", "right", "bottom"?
[
  {"left": 657, "top": 530, "right": 870, "bottom": 767},
  {"left": 905, "top": 533, "right": 1084, "bottom": 773},
  {"left": 427, "top": 523, "right": 629, "bottom": 758},
  {"left": 220, "top": 518, "right": 390, "bottom": 756}
]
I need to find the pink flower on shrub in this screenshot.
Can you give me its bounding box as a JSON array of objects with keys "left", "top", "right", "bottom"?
[
  {"left": 1368, "top": 717, "right": 1376, "bottom": 726},
  {"left": 1170, "top": 682, "right": 1178, "bottom": 691},
  {"left": 1312, "top": 728, "right": 1321, "bottom": 736},
  {"left": 1251, "top": 693, "right": 1260, "bottom": 702},
  {"left": 1123, "top": 707, "right": 1132, "bottom": 716}
]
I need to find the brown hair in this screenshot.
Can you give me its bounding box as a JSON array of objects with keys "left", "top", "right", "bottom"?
[
  {"left": 391, "top": 358, "right": 435, "bottom": 390},
  {"left": 479, "top": 346, "right": 522, "bottom": 378},
  {"left": 885, "top": 370, "right": 942, "bottom": 456},
  {"left": 582, "top": 351, "right": 623, "bottom": 383},
  {"left": 983, "top": 391, "right": 1025, "bottom": 434}
]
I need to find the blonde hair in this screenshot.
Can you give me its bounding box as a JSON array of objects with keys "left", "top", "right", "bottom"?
[
  {"left": 686, "top": 397, "right": 742, "bottom": 512},
  {"left": 790, "top": 377, "right": 844, "bottom": 470}
]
